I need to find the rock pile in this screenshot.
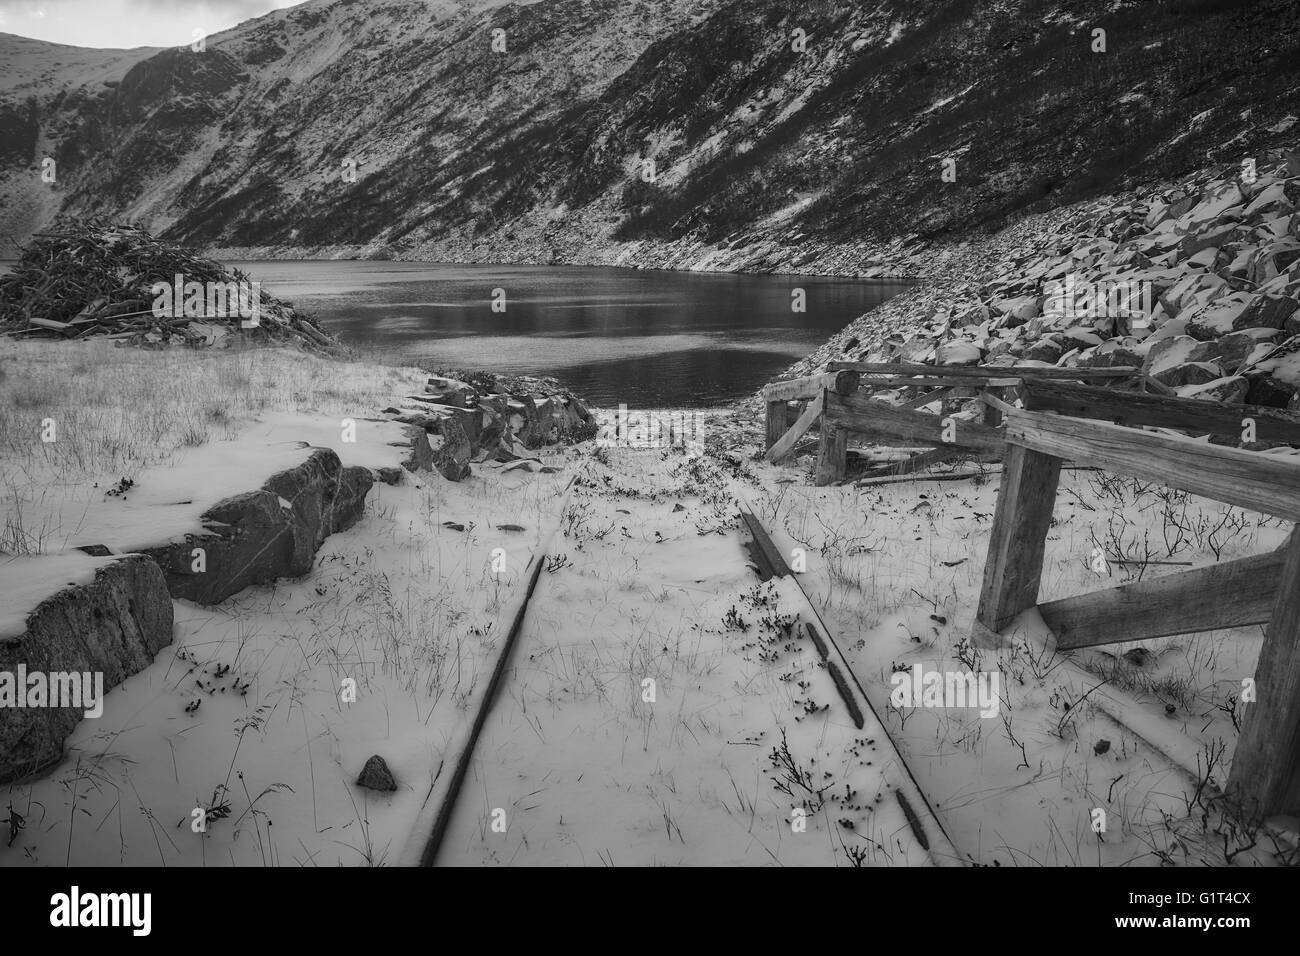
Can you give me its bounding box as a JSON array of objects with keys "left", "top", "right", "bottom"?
[
  {"left": 771, "top": 143, "right": 1300, "bottom": 419},
  {"left": 0, "top": 222, "right": 345, "bottom": 355},
  {"left": 381, "top": 372, "right": 596, "bottom": 480}
]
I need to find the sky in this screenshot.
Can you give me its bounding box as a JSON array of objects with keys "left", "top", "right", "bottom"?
[{"left": 0, "top": 0, "right": 306, "bottom": 49}]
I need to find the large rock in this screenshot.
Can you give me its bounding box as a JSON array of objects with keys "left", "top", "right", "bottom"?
[
  {"left": 424, "top": 375, "right": 478, "bottom": 408},
  {"left": 1153, "top": 360, "right": 1224, "bottom": 388},
  {"left": 1244, "top": 373, "right": 1300, "bottom": 409},
  {"left": 1160, "top": 273, "right": 1229, "bottom": 316},
  {"left": 1177, "top": 226, "right": 1236, "bottom": 262},
  {"left": 1241, "top": 293, "right": 1299, "bottom": 330},
  {"left": 1021, "top": 337, "right": 1065, "bottom": 363},
  {"left": 142, "top": 448, "right": 372, "bottom": 604},
  {"left": 1188, "top": 328, "right": 1284, "bottom": 372},
  {"left": 1248, "top": 239, "right": 1300, "bottom": 284},
  {"left": 398, "top": 423, "right": 435, "bottom": 474},
  {"left": 1075, "top": 345, "right": 1142, "bottom": 369},
  {"left": 1176, "top": 375, "right": 1249, "bottom": 403},
  {"left": 430, "top": 419, "right": 473, "bottom": 481},
  {"left": 1186, "top": 293, "right": 1252, "bottom": 340},
  {"left": 0, "top": 554, "right": 173, "bottom": 782},
  {"left": 1187, "top": 181, "right": 1243, "bottom": 226},
  {"left": 936, "top": 340, "right": 982, "bottom": 366}
]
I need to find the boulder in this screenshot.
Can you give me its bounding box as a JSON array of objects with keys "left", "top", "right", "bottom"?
[
  {"left": 1187, "top": 181, "right": 1243, "bottom": 226},
  {"left": 1244, "top": 373, "right": 1300, "bottom": 409},
  {"left": 143, "top": 448, "right": 372, "bottom": 604},
  {"left": 1185, "top": 293, "right": 1253, "bottom": 340},
  {"left": 356, "top": 754, "right": 398, "bottom": 792},
  {"left": 0, "top": 554, "right": 173, "bottom": 782},
  {"left": 398, "top": 423, "right": 435, "bottom": 475},
  {"left": 424, "top": 375, "right": 478, "bottom": 408},
  {"left": 1152, "top": 361, "right": 1224, "bottom": 388},
  {"left": 1176, "top": 376, "right": 1250, "bottom": 404},
  {"left": 1252, "top": 340, "right": 1300, "bottom": 385},
  {"left": 1177, "top": 226, "right": 1236, "bottom": 262},
  {"left": 1149, "top": 335, "right": 1196, "bottom": 371},
  {"left": 935, "top": 340, "right": 982, "bottom": 366},
  {"left": 1240, "top": 293, "right": 1299, "bottom": 330},
  {"left": 1075, "top": 346, "right": 1142, "bottom": 369},
  {"left": 1022, "top": 338, "right": 1065, "bottom": 363},
  {"left": 1160, "top": 273, "right": 1229, "bottom": 316},
  {"left": 1188, "top": 329, "right": 1284, "bottom": 372},
  {"left": 1249, "top": 239, "right": 1300, "bottom": 284},
  {"left": 431, "top": 419, "right": 473, "bottom": 481}
]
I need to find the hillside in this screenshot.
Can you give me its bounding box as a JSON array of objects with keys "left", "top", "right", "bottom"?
[{"left": 2, "top": 0, "right": 1298, "bottom": 269}]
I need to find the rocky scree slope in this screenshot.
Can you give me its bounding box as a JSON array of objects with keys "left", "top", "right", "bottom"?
[{"left": 760, "top": 144, "right": 1300, "bottom": 429}]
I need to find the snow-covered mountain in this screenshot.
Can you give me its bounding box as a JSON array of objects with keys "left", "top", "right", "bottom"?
[{"left": 2, "top": 0, "right": 1298, "bottom": 264}]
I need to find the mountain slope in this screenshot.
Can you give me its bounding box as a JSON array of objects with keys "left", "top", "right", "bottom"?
[{"left": 2, "top": 0, "right": 1298, "bottom": 266}]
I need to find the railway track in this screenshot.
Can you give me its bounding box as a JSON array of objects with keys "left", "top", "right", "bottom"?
[{"left": 400, "top": 476, "right": 964, "bottom": 867}]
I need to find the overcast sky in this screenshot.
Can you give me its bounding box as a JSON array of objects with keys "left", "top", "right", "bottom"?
[{"left": 0, "top": 0, "right": 306, "bottom": 49}]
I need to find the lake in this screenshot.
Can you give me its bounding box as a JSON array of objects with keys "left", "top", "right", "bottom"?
[
  {"left": 2, "top": 257, "right": 905, "bottom": 407},
  {"left": 232, "top": 262, "right": 906, "bottom": 407}
]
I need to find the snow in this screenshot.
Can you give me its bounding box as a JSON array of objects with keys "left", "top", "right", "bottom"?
[
  {"left": 0, "top": 552, "right": 121, "bottom": 640},
  {"left": 3, "top": 343, "right": 1294, "bottom": 866},
  {"left": 433, "top": 450, "right": 938, "bottom": 865},
  {"left": 6, "top": 411, "right": 410, "bottom": 556},
  {"left": 2, "top": 445, "right": 570, "bottom": 866}
]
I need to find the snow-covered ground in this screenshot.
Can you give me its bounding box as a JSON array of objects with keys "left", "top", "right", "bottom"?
[{"left": 1, "top": 340, "right": 1295, "bottom": 866}]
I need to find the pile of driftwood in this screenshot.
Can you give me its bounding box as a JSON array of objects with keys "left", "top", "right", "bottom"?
[{"left": 0, "top": 222, "right": 345, "bottom": 354}]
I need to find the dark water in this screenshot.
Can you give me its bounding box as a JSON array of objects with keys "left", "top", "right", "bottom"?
[
  {"left": 12, "top": 257, "right": 906, "bottom": 407},
  {"left": 236, "top": 261, "right": 908, "bottom": 407}
]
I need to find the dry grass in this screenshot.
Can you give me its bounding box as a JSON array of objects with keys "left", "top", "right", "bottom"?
[{"left": 0, "top": 339, "right": 427, "bottom": 553}]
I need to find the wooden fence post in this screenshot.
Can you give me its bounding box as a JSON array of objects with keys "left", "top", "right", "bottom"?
[
  {"left": 1228, "top": 529, "right": 1300, "bottom": 817},
  {"left": 765, "top": 401, "right": 797, "bottom": 450},
  {"left": 974, "top": 443, "right": 1062, "bottom": 641},
  {"left": 814, "top": 406, "right": 848, "bottom": 486},
  {"left": 981, "top": 386, "right": 1007, "bottom": 427}
]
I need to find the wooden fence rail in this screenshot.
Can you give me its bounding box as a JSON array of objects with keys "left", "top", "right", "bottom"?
[
  {"left": 767, "top": 364, "right": 1153, "bottom": 483},
  {"left": 763, "top": 371, "right": 859, "bottom": 463},
  {"left": 1021, "top": 380, "right": 1300, "bottom": 446},
  {"left": 762, "top": 362, "right": 1300, "bottom": 815},
  {"left": 827, "top": 361, "right": 1142, "bottom": 381},
  {"left": 974, "top": 406, "right": 1300, "bottom": 817}
]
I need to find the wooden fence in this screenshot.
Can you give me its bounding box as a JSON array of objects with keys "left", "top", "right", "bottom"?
[
  {"left": 973, "top": 407, "right": 1300, "bottom": 818},
  {"left": 763, "top": 363, "right": 1146, "bottom": 486},
  {"left": 763, "top": 361, "right": 1300, "bottom": 816}
]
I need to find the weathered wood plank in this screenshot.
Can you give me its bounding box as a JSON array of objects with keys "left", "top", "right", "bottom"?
[
  {"left": 1005, "top": 409, "right": 1300, "bottom": 522},
  {"left": 762, "top": 370, "right": 860, "bottom": 403},
  {"left": 825, "top": 391, "right": 1006, "bottom": 452},
  {"left": 814, "top": 416, "right": 849, "bottom": 486},
  {"left": 1022, "top": 380, "right": 1300, "bottom": 446},
  {"left": 982, "top": 386, "right": 1009, "bottom": 427},
  {"left": 895, "top": 387, "right": 954, "bottom": 411},
  {"left": 856, "top": 447, "right": 964, "bottom": 481},
  {"left": 975, "top": 444, "right": 1062, "bottom": 638},
  {"left": 767, "top": 392, "right": 825, "bottom": 463},
  {"left": 1228, "top": 531, "right": 1300, "bottom": 816},
  {"left": 765, "top": 400, "right": 799, "bottom": 450},
  {"left": 737, "top": 508, "right": 793, "bottom": 580},
  {"left": 1039, "top": 549, "right": 1287, "bottom": 649},
  {"left": 28, "top": 317, "right": 72, "bottom": 333},
  {"left": 828, "top": 361, "right": 1140, "bottom": 381},
  {"left": 856, "top": 375, "right": 1022, "bottom": 390}
]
